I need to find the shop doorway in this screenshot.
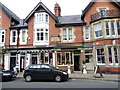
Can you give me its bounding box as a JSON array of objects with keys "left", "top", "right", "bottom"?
[
  {"left": 20, "top": 57, "right": 25, "bottom": 72},
  {"left": 10, "top": 57, "right": 16, "bottom": 71},
  {"left": 74, "top": 55, "right": 80, "bottom": 71}
]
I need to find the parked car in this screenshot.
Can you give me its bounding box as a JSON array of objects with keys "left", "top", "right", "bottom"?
[
  {"left": 23, "top": 64, "right": 69, "bottom": 82},
  {"left": 0, "top": 66, "right": 17, "bottom": 81}
]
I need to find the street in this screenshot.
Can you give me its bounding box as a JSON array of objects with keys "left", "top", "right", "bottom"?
[{"left": 1, "top": 77, "right": 119, "bottom": 88}]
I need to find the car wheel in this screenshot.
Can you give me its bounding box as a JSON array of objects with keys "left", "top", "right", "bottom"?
[
  {"left": 25, "top": 75, "right": 32, "bottom": 82},
  {"left": 55, "top": 75, "right": 62, "bottom": 82}
]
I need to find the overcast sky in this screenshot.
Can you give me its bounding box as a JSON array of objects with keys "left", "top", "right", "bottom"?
[{"left": 0, "top": 0, "right": 92, "bottom": 19}]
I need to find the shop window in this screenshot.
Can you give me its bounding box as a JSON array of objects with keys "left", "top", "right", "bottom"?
[
  {"left": 97, "top": 48, "right": 105, "bottom": 64},
  {"left": 57, "top": 52, "right": 73, "bottom": 65},
  {"left": 114, "top": 47, "right": 119, "bottom": 64},
  {"left": 108, "top": 47, "right": 112, "bottom": 64}
]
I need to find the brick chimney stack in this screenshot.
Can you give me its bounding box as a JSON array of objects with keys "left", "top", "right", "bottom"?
[{"left": 54, "top": 3, "right": 61, "bottom": 17}]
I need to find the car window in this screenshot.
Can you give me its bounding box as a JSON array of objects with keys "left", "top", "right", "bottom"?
[
  {"left": 41, "top": 65, "right": 51, "bottom": 71},
  {"left": 29, "top": 65, "right": 40, "bottom": 69}
]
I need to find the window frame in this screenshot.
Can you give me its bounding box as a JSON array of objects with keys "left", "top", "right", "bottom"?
[
  {"left": 93, "top": 22, "right": 103, "bottom": 38},
  {"left": 84, "top": 26, "right": 90, "bottom": 40},
  {"left": 10, "top": 30, "right": 17, "bottom": 45},
  {"left": 0, "top": 29, "right": 5, "bottom": 44},
  {"left": 96, "top": 48, "right": 105, "bottom": 65},
  {"left": 20, "top": 29, "right": 28, "bottom": 45},
  {"left": 62, "top": 27, "right": 73, "bottom": 42}
]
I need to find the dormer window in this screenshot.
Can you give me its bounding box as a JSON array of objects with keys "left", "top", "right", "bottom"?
[{"left": 35, "top": 12, "right": 49, "bottom": 23}]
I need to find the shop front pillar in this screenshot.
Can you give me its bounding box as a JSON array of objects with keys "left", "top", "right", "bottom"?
[
  {"left": 53, "top": 51, "right": 57, "bottom": 67},
  {"left": 25, "top": 53, "right": 31, "bottom": 68},
  {"left": 80, "top": 49, "right": 85, "bottom": 71},
  {"left": 4, "top": 53, "right": 10, "bottom": 70}
]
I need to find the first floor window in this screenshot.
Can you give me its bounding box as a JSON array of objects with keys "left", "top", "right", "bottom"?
[
  {"left": 0, "top": 30, "right": 5, "bottom": 43},
  {"left": 105, "top": 21, "right": 110, "bottom": 36},
  {"left": 35, "top": 28, "right": 48, "bottom": 42},
  {"left": 97, "top": 48, "right": 105, "bottom": 64},
  {"left": 85, "top": 26, "right": 90, "bottom": 40},
  {"left": 117, "top": 21, "right": 120, "bottom": 35},
  {"left": 93, "top": 23, "right": 103, "bottom": 38},
  {"left": 62, "top": 28, "right": 73, "bottom": 41},
  {"left": 57, "top": 52, "right": 73, "bottom": 65},
  {"left": 20, "top": 29, "right": 27, "bottom": 44},
  {"left": 111, "top": 21, "right": 115, "bottom": 35},
  {"left": 11, "top": 30, "right": 17, "bottom": 44}
]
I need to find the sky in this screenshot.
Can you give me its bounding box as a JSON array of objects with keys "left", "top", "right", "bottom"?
[{"left": 0, "top": 0, "right": 91, "bottom": 19}]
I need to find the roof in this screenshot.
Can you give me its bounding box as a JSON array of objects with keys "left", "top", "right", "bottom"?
[
  {"left": 10, "top": 19, "right": 28, "bottom": 29},
  {"left": 56, "top": 15, "right": 86, "bottom": 26},
  {"left": 0, "top": 2, "right": 20, "bottom": 22},
  {"left": 25, "top": 2, "right": 58, "bottom": 22},
  {"left": 81, "top": 0, "right": 120, "bottom": 19}
]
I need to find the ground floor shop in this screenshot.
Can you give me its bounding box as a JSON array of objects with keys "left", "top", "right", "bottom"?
[{"left": 1, "top": 45, "right": 120, "bottom": 73}]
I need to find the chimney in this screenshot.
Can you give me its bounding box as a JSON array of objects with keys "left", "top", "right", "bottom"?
[{"left": 54, "top": 3, "right": 61, "bottom": 17}]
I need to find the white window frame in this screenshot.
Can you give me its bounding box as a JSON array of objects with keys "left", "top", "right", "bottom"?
[
  {"left": 34, "top": 12, "right": 49, "bottom": 24},
  {"left": 96, "top": 48, "right": 105, "bottom": 65},
  {"left": 105, "top": 21, "right": 111, "bottom": 37},
  {"left": 117, "top": 20, "right": 120, "bottom": 35},
  {"left": 10, "top": 30, "right": 17, "bottom": 45},
  {"left": 84, "top": 26, "right": 90, "bottom": 40},
  {"left": 111, "top": 20, "right": 116, "bottom": 36},
  {"left": 0, "top": 29, "right": 5, "bottom": 44},
  {"left": 93, "top": 23, "right": 103, "bottom": 38},
  {"left": 62, "top": 27, "right": 73, "bottom": 42},
  {"left": 20, "top": 29, "right": 28, "bottom": 45},
  {"left": 113, "top": 47, "right": 119, "bottom": 65},
  {"left": 34, "top": 28, "right": 49, "bottom": 42},
  {"left": 107, "top": 47, "right": 113, "bottom": 65}
]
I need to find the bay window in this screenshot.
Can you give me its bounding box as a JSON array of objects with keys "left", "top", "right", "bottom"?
[
  {"left": 35, "top": 12, "right": 49, "bottom": 23},
  {"left": 117, "top": 21, "right": 120, "bottom": 35},
  {"left": 93, "top": 23, "right": 103, "bottom": 38},
  {"left": 111, "top": 21, "right": 115, "bottom": 35},
  {"left": 97, "top": 48, "right": 105, "bottom": 64},
  {"left": 35, "top": 28, "right": 49, "bottom": 42},
  {"left": 105, "top": 21, "right": 110, "bottom": 36}
]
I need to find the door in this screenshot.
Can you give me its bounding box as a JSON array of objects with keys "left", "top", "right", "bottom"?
[
  {"left": 40, "top": 65, "right": 53, "bottom": 80},
  {"left": 74, "top": 55, "right": 80, "bottom": 71},
  {"left": 10, "top": 57, "right": 16, "bottom": 70}
]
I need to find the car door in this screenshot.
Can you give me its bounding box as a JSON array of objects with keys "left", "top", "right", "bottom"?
[
  {"left": 40, "top": 65, "right": 53, "bottom": 80},
  {"left": 29, "top": 64, "right": 41, "bottom": 80}
]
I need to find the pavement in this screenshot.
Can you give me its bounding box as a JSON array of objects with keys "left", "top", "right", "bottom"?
[{"left": 17, "top": 71, "right": 119, "bottom": 82}]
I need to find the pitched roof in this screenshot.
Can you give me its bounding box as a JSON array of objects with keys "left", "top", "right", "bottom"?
[
  {"left": 81, "top": 0, "right": 120, "bottom": 19},
  {"left": 56, "top": 15, "right": 86, "bottom": 26},
  {"left": 0, "top": 2, "right": 20, "bottom": 22},
  {"left": 25, "top": 2, "right": 58, "bottom": 22}
]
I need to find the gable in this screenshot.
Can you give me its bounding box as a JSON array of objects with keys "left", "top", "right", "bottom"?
[
  {"left": 81, "top": 0, "right": 120, "bottom": 20},
  {"left": 25, "top": 2, "right": 58, "bottom": 23}
]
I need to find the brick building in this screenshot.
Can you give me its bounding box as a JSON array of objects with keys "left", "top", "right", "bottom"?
[{"left": 0, "top": 0, "right": 120, "bottom": 73}]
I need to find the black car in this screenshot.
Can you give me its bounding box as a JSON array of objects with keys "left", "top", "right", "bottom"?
[
  {"left": 23, "top": 64, "right": 69, "bottom": 82},
  {"left": 0, "top": 66, "right": 16, "bottom": 81}
]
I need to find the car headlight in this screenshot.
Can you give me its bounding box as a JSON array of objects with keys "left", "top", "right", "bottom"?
[
  {"left": 3, "top": 73, "right": 11, "bottom": 76},
  {"left": 63, "top": 72, "right": 68, "bottom": 75}
]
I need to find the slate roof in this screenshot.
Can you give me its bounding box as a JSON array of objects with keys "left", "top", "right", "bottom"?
[
  {"left": 56, "top": 15, "right": 86, "bottom": 26},
  {"left": 0, "top": 2, "right": 20, "bottom": 22},
  {"left": 25, "top": 2, "right": 58, "bottom": 22},
  {"left": 10, "top": 19, "right": 28, "bottom": 29}
]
